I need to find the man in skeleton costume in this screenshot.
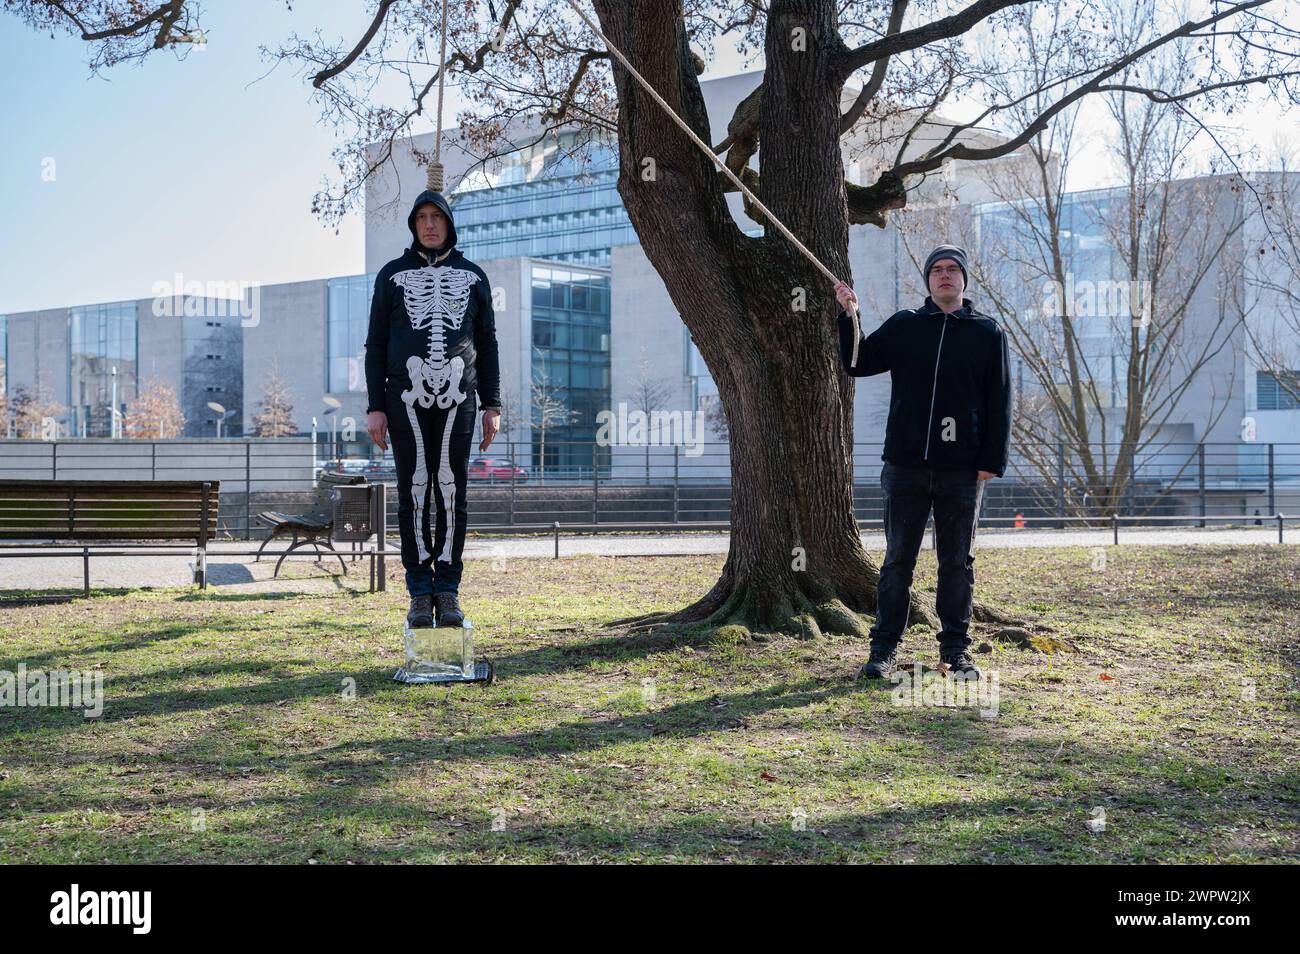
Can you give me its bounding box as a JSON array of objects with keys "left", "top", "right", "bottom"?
[{"left": 365, "top": 189, "right": 501, "bottom": 628}]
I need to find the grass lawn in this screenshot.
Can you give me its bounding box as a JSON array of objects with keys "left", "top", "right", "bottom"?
[{"left": 1, "top": 544, "right": 1297, "bottom": 863}]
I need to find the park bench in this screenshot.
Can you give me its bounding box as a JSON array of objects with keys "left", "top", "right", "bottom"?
[
  {"left": 254, "top": 472, "right": 365, "bottom": 577},
  {"left": 0, "top": 479, "right": 219, "bottom": 595}
]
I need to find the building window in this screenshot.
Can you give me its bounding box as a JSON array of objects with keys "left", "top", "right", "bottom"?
[
  {"left": 69, "top": 301, "right": 138, "bottom": 437},
  {"left": 327, "top": 273, "right": 376, "bottom": 393},
  {"left": 449, "top": 130, "right": 634, "bottom": 268},
  {"left": 1258, "top": 370, "right": 1300, "bottom": 410},
  {"left": 530, "top": 264, "right": 611, "bottom": 472},
  {"left": 684, "top": 327, "right": 717, "bottom": 412}
]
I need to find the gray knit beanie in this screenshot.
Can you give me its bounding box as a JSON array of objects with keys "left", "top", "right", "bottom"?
[{"left": 923, "top": 245, "right": 969, "bottom": 291}]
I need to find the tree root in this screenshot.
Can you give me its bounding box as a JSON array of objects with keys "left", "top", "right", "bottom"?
[
  {"left": 984, "top": 626, "right": 1080, "bottom": 654},
  {"left": 611, "top": 579, "right": 1055, "bottom": 646},
  {"left": 973, "top": 599, "right": 1030, "bottom": 628},
  {"left": 607, "top": 610, "right": 673, "bottom": 627}
]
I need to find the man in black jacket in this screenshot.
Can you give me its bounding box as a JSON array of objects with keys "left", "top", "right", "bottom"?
[
  {"left": 364, "top": 189, "right": 502, "bottom": 629},
  {"left": 836, "top": 245, "right": 1012, "bottom": 680}
]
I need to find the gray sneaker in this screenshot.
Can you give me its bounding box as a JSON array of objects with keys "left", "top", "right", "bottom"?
[
  {"left": 858, "top": 644, "right": 899, "bottom": 680},
  {"left": 407, "top": 594, "right": 434, "bottom": 628},
  {"left": 940, "top": 649, "right": 981, "bottom": 679}
]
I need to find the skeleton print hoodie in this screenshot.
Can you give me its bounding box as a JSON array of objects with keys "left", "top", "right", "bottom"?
[{"left": 364, "top": 189, "right": 501, "bottom": 417}]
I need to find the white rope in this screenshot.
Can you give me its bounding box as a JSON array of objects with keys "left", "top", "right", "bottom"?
[
  {"left": 427, "top": 0, "right": 450, "bottom": 192},
  {"left": 435, "top": 0, "right": 448, "bottom": 165},
  {"left": 559, "top": 0, "right": 863, "bottom": 366}
]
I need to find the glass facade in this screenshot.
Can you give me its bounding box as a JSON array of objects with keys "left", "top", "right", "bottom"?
[
  {"left": 451, "top": 130, "right": 637, "bottom": 267},
  {"left": 68, "top": 301, "right": 137, "bottom": 437},
  {"left": 530, "top": 264, "right": 611, "bottom": 471},
  {"left": 0, "top": 315, "right": 6, "bottom": 400},
  {"left": 684, "top": 327, "right": 718, "bottom": 412},
  {"left": 327, "top": 273, "right": 376, "bottom": 393}
]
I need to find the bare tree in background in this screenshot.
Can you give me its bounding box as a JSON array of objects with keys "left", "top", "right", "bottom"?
[
  {"left": 630, "top": 352, "right": 677, "bottom": 482},
  {"left": 5, "top": 385, "right": 65, "bottom": 439},
  {"left": 701, "top": 392, "right": 730, "bottom": 442},
  {"left": 494, "top": 382, "right": 525, "bottom": 445},
  {"left": 124, "top": 378, "right": 187, "bottom": 439},
  {"left": 902, "top": 0, "right": 1248, "bottom": 521},
  {"left": 530, "top": 348, "right": 578, "bottom": 485},
  {"left": 251, "top": 358, "right": 296, "bottom": 438}
]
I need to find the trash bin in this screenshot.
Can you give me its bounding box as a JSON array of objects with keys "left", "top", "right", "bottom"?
[{"left": 332, "top": 484, "right": 373, "bottom": 541}]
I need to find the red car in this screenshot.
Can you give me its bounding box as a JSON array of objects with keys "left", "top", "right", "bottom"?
[{"left": 468, "top": 457, "right": 528, "bottom": 483}]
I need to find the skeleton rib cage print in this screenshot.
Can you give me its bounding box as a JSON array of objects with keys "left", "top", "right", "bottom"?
[{"left": 391, "top": 264, "right": 481, "bottom": 411}]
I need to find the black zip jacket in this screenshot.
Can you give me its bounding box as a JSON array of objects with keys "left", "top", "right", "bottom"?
[
  {"left": 838, "top": 296, "right": 1012, "bottom": 477},
  {"left": 364, "top": 189, "right": 501, "bottom": 416}
]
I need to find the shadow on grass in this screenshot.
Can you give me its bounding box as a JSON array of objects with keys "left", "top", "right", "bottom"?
[
  {"left": 0, "top": 621, "right": 241, "bottom": 675},
  {"left": 0, "top": 587, "right": 137, "bottom": 606},
  {"left": 0, "top": 612, "right": 389, "bottom": 683},
  {"left": 7, "top": 722, "right": 1295, "bottom": 863},
  {"left": 0, "top": 664, "right": 398, "bottom": 738},
  {"left": 2, "top": 617, "right": 749, "bottom": 738},
  {"left": 483, "top": 623, "right": 738, "bottom": 680},
  {"left": 173, "top": 589, "right": 378, "bottom": 603}
]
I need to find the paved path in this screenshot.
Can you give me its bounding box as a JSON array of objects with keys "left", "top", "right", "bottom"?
[{"left": 0, "top": 525, "right": 1289, "bottom": 596}]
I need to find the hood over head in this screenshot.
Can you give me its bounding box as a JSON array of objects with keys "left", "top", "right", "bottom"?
[{"left": 407, "top": 189, "right": 458, "bottom": 255}]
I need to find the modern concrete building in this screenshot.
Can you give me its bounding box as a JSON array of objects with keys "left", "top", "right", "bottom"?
[
  {"left": 1, "top": 295, "right": 241, "bottom": 439},
  {"left": 5, "top": 68, "right": 1299, "bottom": 494}
]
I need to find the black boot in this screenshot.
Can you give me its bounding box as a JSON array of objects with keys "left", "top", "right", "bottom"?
[
  {"left": 407, "top": 594, "right": 434, "bottom": 628},
  {"left": 857, "top": 643, "right": 899, "bottom": 680},
  {"left": 434, "top": 592, "right": 464, "bottom": 627},
  {"left": 940, "top": 648, "right": 981, "bottom": 679}
]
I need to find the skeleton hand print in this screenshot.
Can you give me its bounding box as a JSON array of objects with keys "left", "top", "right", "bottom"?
[{"left": 392, "top": 264, "right": 479, "bottom": 409}]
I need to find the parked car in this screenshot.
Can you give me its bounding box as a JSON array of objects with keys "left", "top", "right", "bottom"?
[
  {"left": 320, "top": 458, "right": 371, "bottom": 478},
  {"left": 363, "top": 458, "right": 396, "bottom": 482},
  {"left": 468, "top": 457, "right": 528, "bottom": 483}
]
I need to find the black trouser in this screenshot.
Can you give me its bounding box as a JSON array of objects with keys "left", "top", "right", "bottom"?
[
  {"left": 386, "top": 388, "right": 476, "bottom": 597},
  {"left": 871, "top": 461, "right": 986, "bottom": 653}
]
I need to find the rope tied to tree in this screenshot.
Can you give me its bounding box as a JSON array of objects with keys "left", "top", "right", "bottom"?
[{"left": 559, "top": 0, "right": 864, "bottom": 364}]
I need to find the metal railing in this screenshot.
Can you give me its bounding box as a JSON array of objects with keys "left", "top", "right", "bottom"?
[{"left": 1, "top": 438, "right": 1297, "bottom": 537}]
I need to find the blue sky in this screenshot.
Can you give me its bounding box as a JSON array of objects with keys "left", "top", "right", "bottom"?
[
  {"left": 0, "top": 2, "right": 394, "bottom": 314},
  {"left": 0, "top": 2, "right": 1286, "bottom": 317},
  {"left": 0, "top": 1, "right": 753, "bottom": 316}
]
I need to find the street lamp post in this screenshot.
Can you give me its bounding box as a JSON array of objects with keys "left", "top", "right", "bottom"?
[
  {"left": 207, "top": 401, "right": 226, "bottom": 439},
  {"left": 322, "top": 396, "right": 342, "bottom": 460},
  {"left": 110, "top": 366, "right": 118, "bottom": 438}
]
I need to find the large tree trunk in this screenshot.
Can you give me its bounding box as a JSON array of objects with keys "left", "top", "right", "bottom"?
[{"left": 595, "top": 0, "right": 1017, "bottom": 637}]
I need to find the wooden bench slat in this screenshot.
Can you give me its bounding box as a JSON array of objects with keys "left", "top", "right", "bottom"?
[{"left": 0, "top": 479, "right": 220, "bottom": 542}]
